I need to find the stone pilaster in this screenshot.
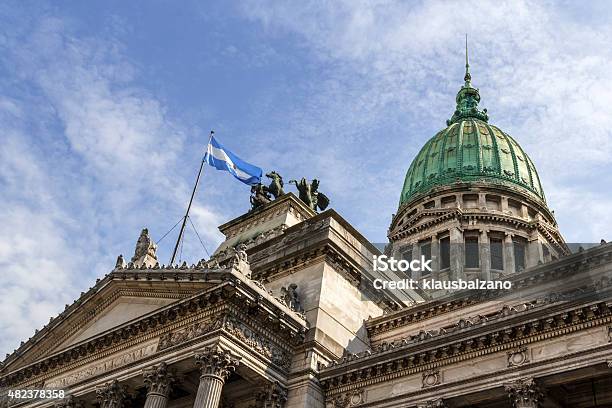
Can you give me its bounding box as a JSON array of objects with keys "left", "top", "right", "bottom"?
[
  {"left": 256, "top": 381, "right": 288, "bottom": 408},
  {"left": 505, "top": 377, "right": 543, "bottom": 408},
  {"left": 504, "top": 233, "right": 515, "bottom": 275},
  {"left": 96, "top": 379, "right": 129, "bottom": 408},
  {"left": 479, "top": 229, "right": 491, "bottom": 280},
  {"left": 193, "top": 347, "right": 240, "bottom": 408},
  {"left": 143, "top": 362, "right": 176, "bottom": 408}
]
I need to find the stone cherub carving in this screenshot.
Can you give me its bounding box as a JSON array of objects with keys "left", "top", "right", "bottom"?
[
  {"left": 288, "top": 177, "right": 329, "bottom": 212},
  {"left": 131, "top": 228, "right": 158, "bottom": 268},
  {"left": 280, "top": 283, "right": 302, "bottom": 312}
]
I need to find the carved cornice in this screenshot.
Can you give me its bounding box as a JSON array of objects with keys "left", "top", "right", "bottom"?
[
  {"left": 321, "top": 298, "right": 612, "bottom": 394},
  {"left": 366, "top": 244, "right": 612, "bottom": 336},
  {"left": 143, "top": 362, "right": 175, "bottom": 397},
  {"left": 195, "top": 347, "right": 240, "bottom": 381},
  {"left": 0, "top": 276, "right": 306, "bottom": 389}
]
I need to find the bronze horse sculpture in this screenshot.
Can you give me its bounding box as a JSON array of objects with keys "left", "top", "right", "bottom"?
[{"left": 288, "top": 177, "right": 329, "bottom": 212}]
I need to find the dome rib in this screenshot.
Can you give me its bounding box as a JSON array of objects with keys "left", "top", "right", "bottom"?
[{"left": 399, "top": 119, "right": 546, "bottom": 206}]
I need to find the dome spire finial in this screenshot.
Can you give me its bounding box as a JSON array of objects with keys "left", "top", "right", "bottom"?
[
  {"left": 447, "top": 35, "right": 489, "bottom": 125},
  {"left": 464, "top": 34, "right": 471, "bottom": 86}
]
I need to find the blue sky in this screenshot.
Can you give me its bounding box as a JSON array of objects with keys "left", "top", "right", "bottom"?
[{"left": 1, "top": 0, "right": 611, "bottom": 356}]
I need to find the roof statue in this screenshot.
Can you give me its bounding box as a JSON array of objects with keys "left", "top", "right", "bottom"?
[
  {"left": 131, "top": 228, "right": 158, "bottom": 268},
  {"left": 249, "top": 170, "right": 286, "bottom": 210},
  {"left": 289, "top": 177, "right": 329, "bottom": 212}
]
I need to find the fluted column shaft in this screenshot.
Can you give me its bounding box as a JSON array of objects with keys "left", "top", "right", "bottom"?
[
  {"left": 192, "top": 347, "right": 240, "bottom": 408},
  {"left": 194, "top": 374, "right": 225, "bottom": 408}
]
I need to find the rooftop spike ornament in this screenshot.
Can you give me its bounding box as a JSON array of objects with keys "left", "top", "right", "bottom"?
[
  {"left": 464, "top": 33, "right": 471, "bottom": 86},
  {"left": 447, "top": 35, "right": 489, "bottom": 125}
]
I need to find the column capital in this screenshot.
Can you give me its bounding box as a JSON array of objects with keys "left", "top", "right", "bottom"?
[
  {"left": 143, "top": 362, "right": 176, "bottom": 397},
  {"left": 504, "top": 377, "right": 543, "bottom": 408},
  {"left": 96, "top": 379, "right": 129, "bottom": 408},
  {"left": 416, "top": 399, "right": 447, "bottom": 408},
  {"left": 255, "top": 381, "right": 288, "bottom": 408},
  {"left": 195, "top": 346, "right": 240, "bottom": 381},
  {"left": 54, "top": 395, "right": 85, "bottom": 408}
]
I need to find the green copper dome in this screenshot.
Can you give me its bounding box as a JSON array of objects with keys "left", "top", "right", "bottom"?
[{"left": 399, "top": 47, "right": 545, "bottom": 206}]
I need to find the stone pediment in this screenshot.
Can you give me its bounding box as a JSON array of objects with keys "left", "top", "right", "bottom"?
[{"left": 1, "top": 275, "right": 216, "bottom": 373}]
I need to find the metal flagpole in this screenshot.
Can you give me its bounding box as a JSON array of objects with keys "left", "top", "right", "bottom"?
[{"left": 170, "top": 130, "right": 215, "bottom": 265}]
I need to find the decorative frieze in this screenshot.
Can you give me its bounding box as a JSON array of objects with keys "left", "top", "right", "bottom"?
[
  {"left": 45, "top": 340, "right": 158, "bottom": 389},
  {"left": 321, "top": 300, "right": 612, "bottom": 392},
  {"left": 325, "top": 389, "right": 365, "bottom": 407},
  {"left": 223, "top": 316, "right": 292, "bottom": 370},
  {"left": 158, "top": 318, "right": 224, "bottom": 351}
]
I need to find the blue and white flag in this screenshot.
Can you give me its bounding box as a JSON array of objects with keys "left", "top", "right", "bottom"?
[{"left": 204, "top": 136, "right": 263, "bottom": 185}]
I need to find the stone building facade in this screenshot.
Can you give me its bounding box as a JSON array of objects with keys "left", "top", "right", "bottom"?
[{"left": 1, "top": 62, "right": 611, "bottom": 408}]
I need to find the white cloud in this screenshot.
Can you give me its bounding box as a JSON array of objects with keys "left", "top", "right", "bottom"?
[
  {"left": 0, "top": 16, "right": 226, "bottom": 356},
  {"left": 240, "top": 0, "right": 612, "bottom": 242}
]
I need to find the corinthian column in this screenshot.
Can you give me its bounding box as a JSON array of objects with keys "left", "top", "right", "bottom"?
[
  {"left": 193, "top": 347, "right": 240, "bottom": 408},
  {"left": 255, "top": 381, "right": 288, "bottom": 408},
  {"left": 96, "top": 379, "right": 128, "bottom": 408},
  {"left": 143, "top": 362, "right": 176, "bottom": 408},
  {"left": 505, "top": 377, "right": 543, "bottom": 408}
]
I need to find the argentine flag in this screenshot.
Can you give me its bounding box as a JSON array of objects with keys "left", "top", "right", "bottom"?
[{"left": 204, "top": 136, "right": 263, "bottom": 185}]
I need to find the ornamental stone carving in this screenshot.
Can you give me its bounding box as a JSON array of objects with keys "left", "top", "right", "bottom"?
[
  {"left": 143, "top": 362, "right": 175, "bottom": 398},
  {"left": 158, "top": 318, "right": 223, "bottom": 350},
  {"left": 54, "top": 395, "right": 85, "bottom": 408},
  {"left": 195, "top": 347, "right": 240, "bottom": 381},
  {"left": 325, "top": 389, "right": 365, "bottom": 407},
  {"left": 223, "top": 316, "right": 291, "bottom": 370},
  {"left": 422, "top": 369, "right": 441, "bottom": 388},
  {"left": 255, "top": 381, "right": 288, "bottom": 408},
  {"left": 505, "top": 377, "right": 543, "bottom": 408},
  {"left": 507, "top": 346, "right": 530, "bottom": 367},
  {"left": 96, "top": 379, "right": 129, "bottom": 408},
  {"left": 131, "top": 228, "right": 158, "bottom": 268},
  {"left": 416, "top": 399, "right": 447, "bottom": 408},
  {"left": 279, "top": 284, "right": 302, "bottom": 313}
]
